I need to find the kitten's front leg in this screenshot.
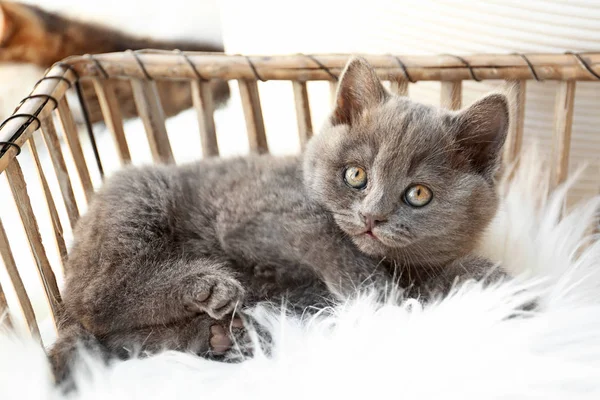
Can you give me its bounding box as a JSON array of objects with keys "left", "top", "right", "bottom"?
[
  {"left": 424, "top": 254, "right": 508, "bottom": 297},
  {"left": 66, "top": 258, "right": 245, "bottom": 336},
  {"left": 315, "top": 249, "right": 391, "bottom": 301},
  {"left": 219, "top": 212, "right": 392, "bottom": 302},
  {"left": 270, "top": 230, "right": 391, "bottom": 301}
]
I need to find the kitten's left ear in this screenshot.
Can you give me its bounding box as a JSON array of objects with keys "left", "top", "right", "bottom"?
[
  {"left": 332, "top": 57, "right": 389, "bottom": 126},
  {"left": 454, "top": 93, "right": 510, "bottom": 179}
]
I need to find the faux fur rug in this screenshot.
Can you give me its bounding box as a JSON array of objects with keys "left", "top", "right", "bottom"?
[{"left": 2, "top": 147, "right": 600, "bottom": 399}]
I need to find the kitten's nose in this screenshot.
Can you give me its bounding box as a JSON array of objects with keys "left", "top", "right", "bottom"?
[{"left": 360, "top": 212, "right": 387, "bottom": 229}]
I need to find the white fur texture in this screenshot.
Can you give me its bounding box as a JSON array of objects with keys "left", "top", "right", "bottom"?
[{"left": 2, "top": 147, "right": 600, "bottom": 399}]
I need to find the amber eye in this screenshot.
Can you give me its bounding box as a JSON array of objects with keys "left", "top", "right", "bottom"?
[
  {"left": 404, "top": 184, "right": 433, "bottom": 207},
  {"left": 344, "top": 166, "right": 368, "bottom": 189}
]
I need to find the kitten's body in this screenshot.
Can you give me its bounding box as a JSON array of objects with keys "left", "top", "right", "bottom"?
[
  {"left": 55, "top": 156, "right": 497, "bottom": 369},
  {"left": 0, "top": 2, "right": 229, "bottom": 121},
  {"left": 52, "top": 58, "right": 510, "bottom": 380},
  {"left": 56, "top": 156, "right": 383, "bottom": 365}
]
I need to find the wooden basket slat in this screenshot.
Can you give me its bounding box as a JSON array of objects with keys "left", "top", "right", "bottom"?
[
  {"left": 131, "top": 80, "right": 174, "bottom": 163},
  {"left": 504, "top": 80, "right": 527, "bottom": 164},
  {"left": 5, "top": 159, "right": 61, "bottom": 322},
  {"left": 92, "top": 78, "right": 131, "bottom": 164},
  {"left": 551, "top": 81, "right": 577, "bottom": 188},
  {"left": 0, "top": 65, "right": 75, "bottom": 173},
  {"left": 28, "top": 139, "right": 68, "bottom": 264},
  {"left": 0, "top": 283, "right": 11, "bottom": 328},
  {"left": 238, "top": 80, "right": 269, "bottom": 154},
  {"left": 0, "top": 283, "right": 7, "bottom": 312},
  {"left": 191, "top": 80, "right": 219, "bottom": 157},
  {"left": 40, "top": 117, "right": 80, "bottom": 229},
  {"left": 440, "top": 81, "right": 463, "bottom": 110},
  {"left": 292, "top": 81, "right": 313, "bottom": 149},
  {"left": 0, "top": 218, "right": 40, "bottom": 340},
  {"left": 63, "top": 52, "right": 600, "bottom": 82},
  {"left": 56, "top": 98, "right": 94, "bottom": 202}
]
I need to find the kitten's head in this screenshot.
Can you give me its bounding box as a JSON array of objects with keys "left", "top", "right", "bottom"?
[{"left": 304, "top": 57, "right": 509, "bottom": 264}]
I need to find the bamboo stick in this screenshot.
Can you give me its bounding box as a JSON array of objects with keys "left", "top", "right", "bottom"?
[
  {"left": 5, "top": 159, "right": 61, "bottom": 322},
  {"left": 503, "top": 80, "right": 527, "bottom": 164},
  {"left": 0, "top": 283, "right": 11, "bottom": 329},
  {"left": 0, "top": 283, "right": 7, "bottom": 312},
  {"left": 238, "top": 80, "right": 268, "bottom": 154},
  {"left": 28, "top": 139, "right": 68, "bottom": 264},
  {"left": 40, "top": 117, "right": 79, "bottom": 229},
  {"left": 440, "top": 81, "right": 462, "bottom": 110},
  {"left": 551, "top": 81, "right": 577, "bottom": 188},
  {"left": 131, "top": 79, "right": 174, "bottom": 163},
  {"left": 92, "top": 78, "right": 131, "bottom": 163},
  {"left": 191, "top": 80, "right": 219, "bottom": 157},
  {"left": 292, "top": 81, "right": 313, "bottom": 148},
  {"left": 0, "top": 218, "right": 40, "bottom": 340},
  {"left": 61, "top": 52, "right": 600, "bottom": 82},
  {"left": 0, "top": 64, "right": 75, "bottom": 173},
  {"left": 389, "top": 79, "right": 409, "bottom": 96},
  {"left": 57, "top": 97, "right": 94, "bottom": 202}
]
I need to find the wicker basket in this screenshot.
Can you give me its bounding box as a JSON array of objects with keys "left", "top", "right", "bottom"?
[{"left": 0, "top": 51, "right": 597, "bottom": 345}]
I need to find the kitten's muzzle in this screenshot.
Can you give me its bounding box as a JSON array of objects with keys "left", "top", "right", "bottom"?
[
  {"left": 359, "top": 212, "right": 389, "bottom": 242},
  {"left": 360, "top": 212, "right": 388, "bottom": 233}
]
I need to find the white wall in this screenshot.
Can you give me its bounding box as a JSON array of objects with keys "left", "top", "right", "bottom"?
[{"left": 21, "top": 0, "right": 223, "bottom": 44}]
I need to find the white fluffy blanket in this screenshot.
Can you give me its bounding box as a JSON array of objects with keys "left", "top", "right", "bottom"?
[{"left": 2, "top": 148, "right": 600, "bottom": 399}]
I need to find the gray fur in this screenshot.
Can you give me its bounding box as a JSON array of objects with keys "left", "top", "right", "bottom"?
[
  {"left": 55, "top": 156, "right": 386, "bottom": 363},
  {"left": 52, "top": 58, "right": 509, "bottom": 377}
]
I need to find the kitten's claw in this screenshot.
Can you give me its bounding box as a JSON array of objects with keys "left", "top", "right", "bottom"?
[{"left": 181, "top": 273, "right": 245, "bottom": 320}]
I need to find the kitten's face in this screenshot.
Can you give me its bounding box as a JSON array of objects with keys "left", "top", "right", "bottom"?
[{"left": 304, "top": 58, "right": 509, "bottom": 264}]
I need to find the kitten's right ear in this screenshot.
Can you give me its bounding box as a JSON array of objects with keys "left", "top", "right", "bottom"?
[
  {"left": 331, "top": 57, "right": 388, "bottom": 126},
  {"left": 454, "top": 93, "right": 510, "bottom": 180}
]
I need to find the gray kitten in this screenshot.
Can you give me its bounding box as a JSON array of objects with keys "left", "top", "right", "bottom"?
[{"left": 50, "top": 58, "right": 509, "bottom": 380}]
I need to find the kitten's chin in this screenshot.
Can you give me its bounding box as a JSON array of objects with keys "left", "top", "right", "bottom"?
[
  {"left": 351, "top": 231, "right": 414, "bottom": 257},
  {"left": 351, "top": 234, "right": 392, "bottom": 257}
]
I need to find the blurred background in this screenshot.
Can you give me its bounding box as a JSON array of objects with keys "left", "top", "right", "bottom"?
[{"left": 0, "top": 0, "right": 599, "bottom": 342}]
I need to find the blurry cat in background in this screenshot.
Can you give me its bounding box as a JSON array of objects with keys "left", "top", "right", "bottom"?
[{"left": 0, "top": 1, "right": 229, "bottom": 122}]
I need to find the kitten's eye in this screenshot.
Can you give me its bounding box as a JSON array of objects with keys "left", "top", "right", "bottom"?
[
  {"left": 404, "top": 184, "right": 432, "bottom": 207},
  {"left": 344, "top": 166, "right": 367, "bottom": 189}
]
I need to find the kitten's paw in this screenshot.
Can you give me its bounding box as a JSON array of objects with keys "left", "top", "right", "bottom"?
[
  {"left": 209, "top": 317, "right": 246, "bottom": 355},
  {"left": 181, "top": 273, "right": 245, "bottom": 320}
]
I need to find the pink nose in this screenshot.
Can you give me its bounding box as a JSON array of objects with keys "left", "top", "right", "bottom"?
[{"left": 360, "top": 212, "right": 387, "bottom": 230}]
